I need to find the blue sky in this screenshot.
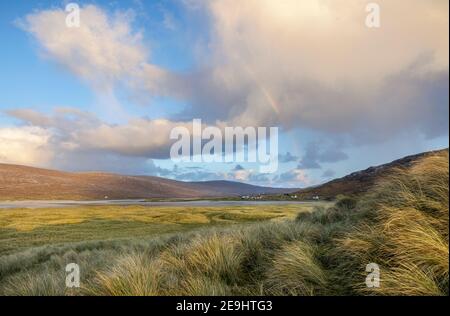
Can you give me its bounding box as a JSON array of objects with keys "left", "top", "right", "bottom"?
[{"left": 0, "top": 0, "right": 448, "bottom": 188}]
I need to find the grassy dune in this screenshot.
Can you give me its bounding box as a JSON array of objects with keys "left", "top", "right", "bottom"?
[{"left": 0, "top": 151, "right": 448, "bottom": 295}]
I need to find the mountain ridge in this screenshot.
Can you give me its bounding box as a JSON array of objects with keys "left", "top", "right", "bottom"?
[
  {"left": 294, "top": 148, "right": 449, "bottom": 200},
  {"left": 0, "top": 163, "right": 292, "bottom": 200}
]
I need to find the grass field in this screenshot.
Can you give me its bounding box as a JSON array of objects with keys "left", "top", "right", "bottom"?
[
  {"left": 0, "top": 151, "right": 447, "bottom": 296},
  {"left": 0, "top": 203, "right": 322, "bottom": 256}
]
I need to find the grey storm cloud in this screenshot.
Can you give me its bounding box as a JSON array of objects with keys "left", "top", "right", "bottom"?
[
  {"left": 54, "top": 152, "right": 167, "bottom": 176},
  {"left": 273, "top": 168, "right": 310, "bottom": 188},
  {"left": 248, "top": 173, "right": 271, "bottom": 183},
  {"left": 322, "top": 169, "right": 336, "bottom": 179},
  {"left": 298, "top": 142, "right": 348, "bottom": 170},
  {"left": 278, "top": 152, "right": 299, "bottom": 163}
]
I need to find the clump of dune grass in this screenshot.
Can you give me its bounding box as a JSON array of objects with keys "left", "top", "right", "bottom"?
[
  {"left": 336, "top": 151, "right": 449, "bottom": 295},
  {"left": 83, "top": 252, "right": 165, "bottom": 296},
  {"left": 264, "top": 240, "right": 327, "bottom": 295}
]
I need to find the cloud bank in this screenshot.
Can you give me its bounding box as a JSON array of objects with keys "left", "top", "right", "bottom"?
[{"left": 1, "top": 1, "right": 447, "bottom": 185}]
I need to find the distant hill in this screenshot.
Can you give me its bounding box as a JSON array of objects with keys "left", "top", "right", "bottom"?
[
  {"left": 2, "top": 149, "right": 446, "bottom": 201},
  {"left": 294, "top": 149, "right": 448, "bottom": 200},
  {"left": 0, "top": 164, "right": 291, "bottom": 201}
]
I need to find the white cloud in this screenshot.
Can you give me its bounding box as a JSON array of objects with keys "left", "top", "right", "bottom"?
[
  {"left": 205, "top": 0, "right": 448, "bottom": 86},
  {"left": 162, "top": 10, "right": 177, "bottom": 30},
  {"left": 74, "top": 118, "right": 193, "bottom": 158},
  {"left": 4, "top": 108, "right": 194, "bottom": 168},
  {"left": 21, "top": 4, "right": 167, "bottom": 96},
  {"left": 0, "top": 127, "right": 53, "bottom": 167}
]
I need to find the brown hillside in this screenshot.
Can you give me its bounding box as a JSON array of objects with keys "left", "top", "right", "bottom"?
[
  {"left": 0, "top": 164, "right": 289, "bottom": 200},
  {"left": 295, "top": 149, "right": 449, "bottom": 200}
]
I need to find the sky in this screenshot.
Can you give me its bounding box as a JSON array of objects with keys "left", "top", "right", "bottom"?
[{"left": 0, "top": 0, "right": 448, "bottom": 188}]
